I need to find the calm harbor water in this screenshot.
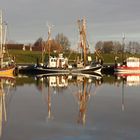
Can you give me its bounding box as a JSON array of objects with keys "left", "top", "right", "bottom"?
[{"left": 1, "top": 73, "right": 140, "bottom": 140}]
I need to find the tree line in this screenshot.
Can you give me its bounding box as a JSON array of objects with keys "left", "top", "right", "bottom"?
[
  {"left": 35, "top": 36, "right": 140, "bottom": 54},
  {"left": 95, "top": 41, "right": 140, "bottom": 54},
  {"left": 8, "top": 32, "right": 140, "bottom": 55}
]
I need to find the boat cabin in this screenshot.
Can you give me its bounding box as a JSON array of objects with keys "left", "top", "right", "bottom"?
[
  {"left": 126, "top": 57, "right": 140, "bottom": 67},
  {"left": 48, "top": 54, "right": 68, "bottom": 68}
]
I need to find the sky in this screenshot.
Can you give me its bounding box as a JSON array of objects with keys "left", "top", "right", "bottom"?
[{"left": 1, "top": 0, "right": 140, "bottom": 49}]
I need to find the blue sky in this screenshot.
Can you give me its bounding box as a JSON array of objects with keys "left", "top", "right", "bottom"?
[{"left": 1, "top": 0, "right": 140, "bottom": 49}]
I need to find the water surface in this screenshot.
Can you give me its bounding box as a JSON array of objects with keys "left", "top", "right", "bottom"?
[{"left": 1, "top": 74, "right": 140, "bottom": 140}]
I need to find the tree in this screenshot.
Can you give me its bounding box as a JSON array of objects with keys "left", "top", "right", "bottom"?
[
  {"left": 113, "top": 41, "right": 122, "bottom": 54},
  {"left": 127, "top": 41, "right": 140, "bottom": 54},
  {"left": 55, "top": 33, "right": 70, "bottom": 52},
  {"left": 95, "top": 41, "right": 122, "bottom": 54},
  {"left": 95, "top": 41, "right": 103, "bottom": 51},
  {"left": 34, "top": 37, "right": 43, "bottom": 47},
  {"left": 102, "top": 41, "right": 114, "bottom": 53},
  {"left": 45, "top": 39, "right": 63, "bottom": 53}
]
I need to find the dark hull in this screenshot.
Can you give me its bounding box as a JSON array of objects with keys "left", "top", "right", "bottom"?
[
  {"left": 19, "top": 65, "right": 102, "bottom": 75},
  {"left": 19, "top": 66, "right": 70, "bottom": 75}
]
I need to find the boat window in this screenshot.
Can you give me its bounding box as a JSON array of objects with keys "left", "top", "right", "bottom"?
[{"left": 51, "top": 59, "right": 56, "bottom": 62}]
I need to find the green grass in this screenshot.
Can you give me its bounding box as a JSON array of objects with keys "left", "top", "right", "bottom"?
[
  {"left": 8, "top": 50, "right": 140, "bottom": 64},
  {"left": 9, "top": 50, "right": 41, "bottom": 63}
]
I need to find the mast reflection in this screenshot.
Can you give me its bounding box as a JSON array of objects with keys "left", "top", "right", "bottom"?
[
  {"left": 0, "top": 76, "right": 15, "bottom": 138},
  {"left": 76, "top": 77, "right": 90, "bottom": 125},
  {"left": 36, "top": 75, "right": 69, "bottom": 121},
  {"left": 35, "top": 73, "right": 103, "bottom": 124},
  {"left": 75, "top": 74, "right": 102, "bottom": 125}
]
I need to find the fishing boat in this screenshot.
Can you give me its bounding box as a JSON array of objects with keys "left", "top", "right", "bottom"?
[
  {"left": 19, "top": 18, "right": 102, "bottom": 75},
  {"left": 19, "top": 53, "right": 71, "bottom": 75},
  {"left": 0, "top": 10, "right": 15, "bottom": 77},
  {"left": 71, "top": 18, "right": 102, "bottom": 74},
  {"left": 114, "top": 34, "right": 140, "bottom": 74},
  {"left": 114, "top": 57, "right": 140, "bottom": 73}
]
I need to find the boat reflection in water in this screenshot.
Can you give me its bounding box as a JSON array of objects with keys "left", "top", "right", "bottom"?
[
  {"left": 35, "top": 73, "right": 102, "bottom": 124},
  {"left": 115, "top": 73, "right": 140, "bottom": 112},
  {"left": 116, "top": 73, "right": 140, "bottom": 87},
  {"left": 0, "top": 76, "right": 15, "bottom": 138},
  {"left": 35, "top": 74, "right": 70, "bottom": 120}
]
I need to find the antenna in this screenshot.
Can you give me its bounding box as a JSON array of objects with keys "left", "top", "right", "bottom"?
[
  {"left": 46, "top": 22, "right": 54, "bottom": 63},
  {"left": 46, "top": 22, "right": 54, "bottom": 41},
  {"left": 122, "top": 33, "right": 125, "bottom": 43},
  {"left": 122, "top": 33, "right": 126, "bottom": 61}
]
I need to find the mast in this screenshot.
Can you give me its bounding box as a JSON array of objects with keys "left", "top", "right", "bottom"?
[
  {"left": 3, "top": 22, "right": 7, "bottom": 54},
  {"left": 47, "top": 23, "right": 53, "bottom": 64},
  {"left": 77, "top": 18, "right": 88, "bottom": 66},
  {"left": 47, "top": 24, "right": 51, "bottom": 59},
  {"left": 83, "top": 18, "right": 87, "bottom": 66},
  {"left": 122, "top": 33, "right": 125, "bottom": 62},
  {"left": 0, "top": 10, "right": 3, "bottom": 68},
  {"left": 41, "top": 41, "right": 44, "bottom": 64}
]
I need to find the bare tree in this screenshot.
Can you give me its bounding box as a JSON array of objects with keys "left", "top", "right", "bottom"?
[
  {"left": 127, "top": 41, "right": 140, "bottom": 54},
  {"left": 102, "top": 41, "right": 114, "bottom": 53},
  {"left": 55, "top": 33, "right": 70, "bottom": 52},
  {"left": 95, "top": 41, "right": 103, "bottom": 51},
  {"left": 113, "top": 41, "right": 122, "bottom": 54}
]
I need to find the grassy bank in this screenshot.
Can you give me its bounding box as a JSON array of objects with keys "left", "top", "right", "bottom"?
[
  {"left": 9, "top": 50, "right": 41, "bottom": 64},
  {"left": 9, "top": 50, "right": 140, "bottom": 64}
]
